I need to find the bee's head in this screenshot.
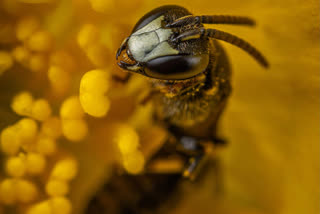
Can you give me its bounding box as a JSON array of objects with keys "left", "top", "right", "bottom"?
[{"left": 116, "top": 5, "right": 209, "bottom": 81}]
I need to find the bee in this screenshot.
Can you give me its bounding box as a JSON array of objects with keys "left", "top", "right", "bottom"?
[{"left": 86, "top": 5, "right": 268, "bottom": 214}]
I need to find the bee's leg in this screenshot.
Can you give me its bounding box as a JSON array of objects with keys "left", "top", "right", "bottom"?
[
  {"left": 146, "top": 156, "right": 185, "bottom": 174},
  {"left": 183, "top": 153, "right": 205, "bottom": 181},
  {"left": 146, "top": 135, "right": 218, "bottom": 180},
  {"left": 166, "top": 15, "right": 255, "bottom": 27},
  {"left": 211, "top": 136, "right": 227, "bottom": 146},
  {"left": 181, "top": 140, "right": 215, "bottom": 181}
]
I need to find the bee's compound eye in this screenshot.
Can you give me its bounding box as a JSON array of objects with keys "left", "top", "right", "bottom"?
[{"left": 144, "top": 54, "right": 209, "bottom": 80}]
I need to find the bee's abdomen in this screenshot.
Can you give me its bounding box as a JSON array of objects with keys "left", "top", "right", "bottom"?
[{"left": 86, "top": 173, "right": 181, "bottom": 214}]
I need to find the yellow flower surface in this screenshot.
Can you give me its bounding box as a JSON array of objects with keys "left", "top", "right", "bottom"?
[{"left": 0, "top": 0, "right": 319, "bottom": 214}]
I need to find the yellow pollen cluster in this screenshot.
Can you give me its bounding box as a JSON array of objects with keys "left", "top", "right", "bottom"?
[
  {"left": 48, "top": 65, "right": 71, "bottom": 96},
  {"left": 77, "top": 24, "right": 109, "bottom": 67},
  {"left": 16, "top": 16, "right": 40, "bottom": 42},
  {"left": 60, "top": 96, "right": 88, "bottom": 142},
  {"left": 0, "top": 1, "right": 160, "bottom": 213},
  {"left": 11, "top": 91, "right": 52, "bottom": 121},
  {"left": 0, "top": 51, "right": 13, "bottom": 75},
  {"left": 114, "top": 123, "right": 145, "bottom": 174},
  {"left": 26, "top": 197, "right": 72, "bottom": 214},
  {"left": 1, "top": 88, "right": 79, "bottom": 213},
  {"left": 79, "top": 69, "right": 111, "bottom": 117},
  {"left": 47, "top": 50, "right": 76, "bottom": 96},
  {"left": 27, "top": 31, "right": 53, "bottom": 52},
  {"left": 0, "top": 178, "right": 38, "bottom": 205},
  {"left": 10, "top": 16, "right": 53, "bottom": 73}
]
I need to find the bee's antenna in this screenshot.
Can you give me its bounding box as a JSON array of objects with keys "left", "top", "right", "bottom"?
[
  {"left": 203, "top": 28, "right": 268, "bottom": 68},
  {"left": 173, "top": 28, "right": 269, "bottom": 68},
  {"left": 167, "top": 15, "right": 255, "bottom": 27}
]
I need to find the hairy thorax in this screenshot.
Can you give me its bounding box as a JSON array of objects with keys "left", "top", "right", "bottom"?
[{"left": 150, "top": 41, "right": 231, "bottom": 138}]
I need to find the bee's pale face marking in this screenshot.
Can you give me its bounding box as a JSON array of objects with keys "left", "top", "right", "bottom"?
[{"left": 128, "top": 16, "right": 179, "bottom": 63}]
